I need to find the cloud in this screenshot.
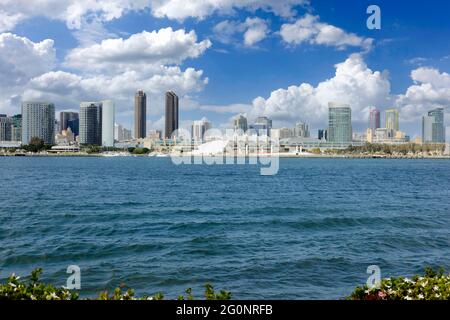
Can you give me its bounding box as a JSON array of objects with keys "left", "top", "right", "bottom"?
[
  {"left": 213, "top": 17, "right": 269, "bottom": 47},
  {"left": 0, "top": 28, "right": 211, "bottom": 122},
  {"left": 0, "top": 0, "right": 307, "bottom": 32},
  {"left": 151, "top": 0, "right": 308, "bottom": 21},
  {"left": 246, "top": 53, "right": 390, "bottom": 127},
  {"left": 243, "top": 17, "right": 269, "bottom": 46},
  {"left": 406, "top": 57, "right": 428, "bottom": 66},
  {"left": 0, "top": 33, "right": 56, "bottom": 86},
  {"left": 0, "top": 33, "right": 56, "bottom": 114},
  {"left": 0, "top": 0, "right": 150, "bottom": 31},
  {"left": 65, "top": 27, "right": 212, "bottom": 72},
  {"left": 23, "top": 67, "right": 209, "bottom": 114},
  {"left": 396, "top": 67, "right": 450, "bottom": 123},
  {"left": 280, "top": 14, "right": 373, "bottom": 51}
]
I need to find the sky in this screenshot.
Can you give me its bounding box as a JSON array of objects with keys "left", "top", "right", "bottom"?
[{"left": 1, "top": 0, "right": 450, "bottom": 139}]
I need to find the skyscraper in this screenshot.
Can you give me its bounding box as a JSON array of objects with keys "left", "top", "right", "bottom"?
[
  {"left": 328, "top": 102, "right": 352, "bottom": 144},
  {"left": 60, "top": 112, "right": 79, "bottom": 135},
  {"left": 0, "top": 115, "right": 13, "bottom": 141},
  {"left": 134, "top": 90, "right": 146, "bottom": 139},
  {"left": 79, "top": 102, "right": 102, "bottom": 145},
  {"left": 385, "top": 109, "right": 399, "bottom": 131},
  {"left": 21, "top": 102, "right": 55, "bottom": 145},
  {"left": 250, "top": 116, "right": 272, "bottom": 136},
  {"left": 233, "top": 114, "right": 248, "bottom": 133},
  {"left": 294, "top": 122, "right": 310, "bottom": 138},
  {"left": 11, "top": 114, "right": 22, "bottom": 142},
  {"left": 192, "top": 118, "right": 212, "bottom": 143},
  {"left": 369, "top": 108, "right": 381, "bottom": 132},
  {"left": 165, "top": 91, "right": 179, "bottom": 139},
  {"left": 422, "top": 108, "right": 445, "bottom": 143},
  {"left": 101, "top": 100, "right": 115, "bottom": 147}
]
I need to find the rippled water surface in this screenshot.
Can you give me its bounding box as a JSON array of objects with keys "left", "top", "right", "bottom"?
[{"left": 0, "top": 157, "right": 449, "bottom": 299}]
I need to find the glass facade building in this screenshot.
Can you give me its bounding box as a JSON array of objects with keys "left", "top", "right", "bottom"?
[
  {"left": 79, "top": 102, "right": 102, "bottom": 145},
  {"left": 422, "top": 108, "right": 445, "bottom": 143},
  {"left": 165, "top": 91, "right": 179, "bottom": 139},
  {"left": 328, "top": 102, "right": 352, "bottom": 144}
]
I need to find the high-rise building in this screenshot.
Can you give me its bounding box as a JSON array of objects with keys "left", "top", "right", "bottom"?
[
  {"left": 123, "top": 128, "right": 132, "bottom": 141},
  {"left": 279, "top": 127, "right": 293, "bottom": 139},
  {"left": 0, "top": 115, "right": 13, "bottom": 141},
  {"left": 369, "top": 108, "right": 381, "bottom": 132},
  {"left": 192, "top": 118, "right": 212, "bottom": 143},
  {"left": 114, "top": 123, "right": 123, "bottom": 142},
  {"left": 60, "top": 112, "right": 79, "bottom": 136},
  {"left": 422, "top": 108, "right": 445, "bottom": 143},
  {"left": 165, "top": 91, "right": 179, "bottom": 139},
  {"left": 134, "top": 90, "right": 147, "bottom": 139},
  {"left": 147, "top": 129, "right": 162, "bottom": 140},
  {"left": 66, "top": 118, "right": 79, "bottom": 137},
  {"left": 294, "top": 122, "right": 310, "bottom": 138},
  {"left": 328, "top": 102, "right": 352, "bottom": 144},
  {"left": 10, "top": 114, "right": 22, "bottom": 142},
  {"left": 250, "top": 116, "right": 272, "bottom": 136},
  {"left": 21, "top": 102, "right": 55, "bottom": 145},
  {"left": 79, "top": 102, "right": 102, "bottom": 145},
  {"left": 318, "top": 129, "right": 328, "bottom": 141},
  {"left": 233, "top": 114, "right": 248, "bottom": 133},
  {"left": 385, "top": 108, "right": 399, "bottom": 131},
  {"left": 54, "top": 119, "right": 60, "bottom": 137},
  {"left": 101, "top": 100, "right": 115, "bottom": 147}
]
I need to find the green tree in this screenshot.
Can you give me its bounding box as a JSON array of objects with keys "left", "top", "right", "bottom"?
[{"left": 23, "top": 137, "right": 47, "bottom": 153}]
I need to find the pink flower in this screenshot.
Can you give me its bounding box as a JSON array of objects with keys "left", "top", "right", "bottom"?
[{"left": 377, "top": 291, "right": 387, "bottom": 299}]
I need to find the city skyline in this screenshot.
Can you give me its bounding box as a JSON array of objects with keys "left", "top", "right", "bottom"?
[
  {"left": 0, "top": 2, "right": 449, "bottom": 140},
  {"left": 0, "top": 93, "right": 446, "bottom": 147}
]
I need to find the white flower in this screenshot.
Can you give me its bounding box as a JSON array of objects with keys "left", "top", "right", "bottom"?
[
  {"left": 405, "top": 296, "right": 412, "bottom": 300},
  {"left": 50, "top": 292, "right": 59, "bottom": 300},
  {"left": 434, "top": 285, "right": 439, "bottom": 291},
  {"left": 418, "top": 294, "right": 424, "bottom": 299}
]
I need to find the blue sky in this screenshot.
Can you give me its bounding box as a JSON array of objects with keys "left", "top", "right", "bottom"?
[{"left": 1, "top": 0, "right": 449, "bottom": 139}]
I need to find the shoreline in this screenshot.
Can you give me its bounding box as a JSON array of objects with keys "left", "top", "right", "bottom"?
[{"left": 1, "top": 152, "right": 449, "bottom": 159}]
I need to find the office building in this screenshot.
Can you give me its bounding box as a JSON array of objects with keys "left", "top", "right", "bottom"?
[
  {"left": 79, "top": 102, "right": 102, "bottom": 145},
  {"left": 233, "top": 114, "right": 248, "bottom": 133},
  {"left": 369, "top": 108, "right": 381, "bottom": 132},
  {"left": 21, "top": 102, "right": 55, "bottom": 145},
  {"left": 0, "top": 115, "right": 13, "bottom": 141},
  {"left": 328, "top": 102, "right": 352, "bottom": 144},
  {"left": 250, "top": 116, "right": 272, "bottom": 136},
  {"left": 60, "top": 112, "right": 79, "bottom": 136},
  {"left": 422, "top": 108, "right": 445, "bottom": 143},
  {"left": 11, "top": 128, "right": 21, "bottom": 142},
  {"left": 385, "top": 108, "right": 399, "bottom": 131},
  {"left": 101, "top": 100, "right": 115, "bottom": 147},
  {"left": 294, "top": 122, "right": 310, "bottom": 138},
  {"left": 147, "top": 129, "right": 162, "bottom": 140},
  {"left": 165, "top": 91, "right": 179, "bottom": 139},
  {"left": 134, "top": 90, "right": 147, "bottom": 139},
  {"left": 192, "top": 118, "right": 212, "bottom": 143},
  {"left": 318, "top": 129, "right": 328, "bottom": 141}
]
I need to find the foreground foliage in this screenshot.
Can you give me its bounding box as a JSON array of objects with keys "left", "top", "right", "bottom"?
[
  {"left": 349, "top": 268, "right": 450, "bottom": 300},
  {"left": 0, "top": 269, "right": 231, "bottom": 300}
]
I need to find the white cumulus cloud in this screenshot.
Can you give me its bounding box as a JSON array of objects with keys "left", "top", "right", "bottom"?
[
  {"left": 0, "top": 33, "right": 56, "bottom": 86},
  {"left": 0, "top": 0, "right": 308, "bottom": 32},
  {"left": 65, "top": 27, "right": 212, "bottom": 72},
  {"left": 247, "top": 53, "right": 391, "bottom": 127},
  {"left": 280, "top": 14, "right": 373, "bottom": 51},
  {"left": 151, "top": 0, "right": 308, "bottom": 20},
  {"left": 396, "top": 67, "right": 450, "bottom": 123},
  {"left": 213, "top": 17, "right": 269, "bottom": 47}
]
